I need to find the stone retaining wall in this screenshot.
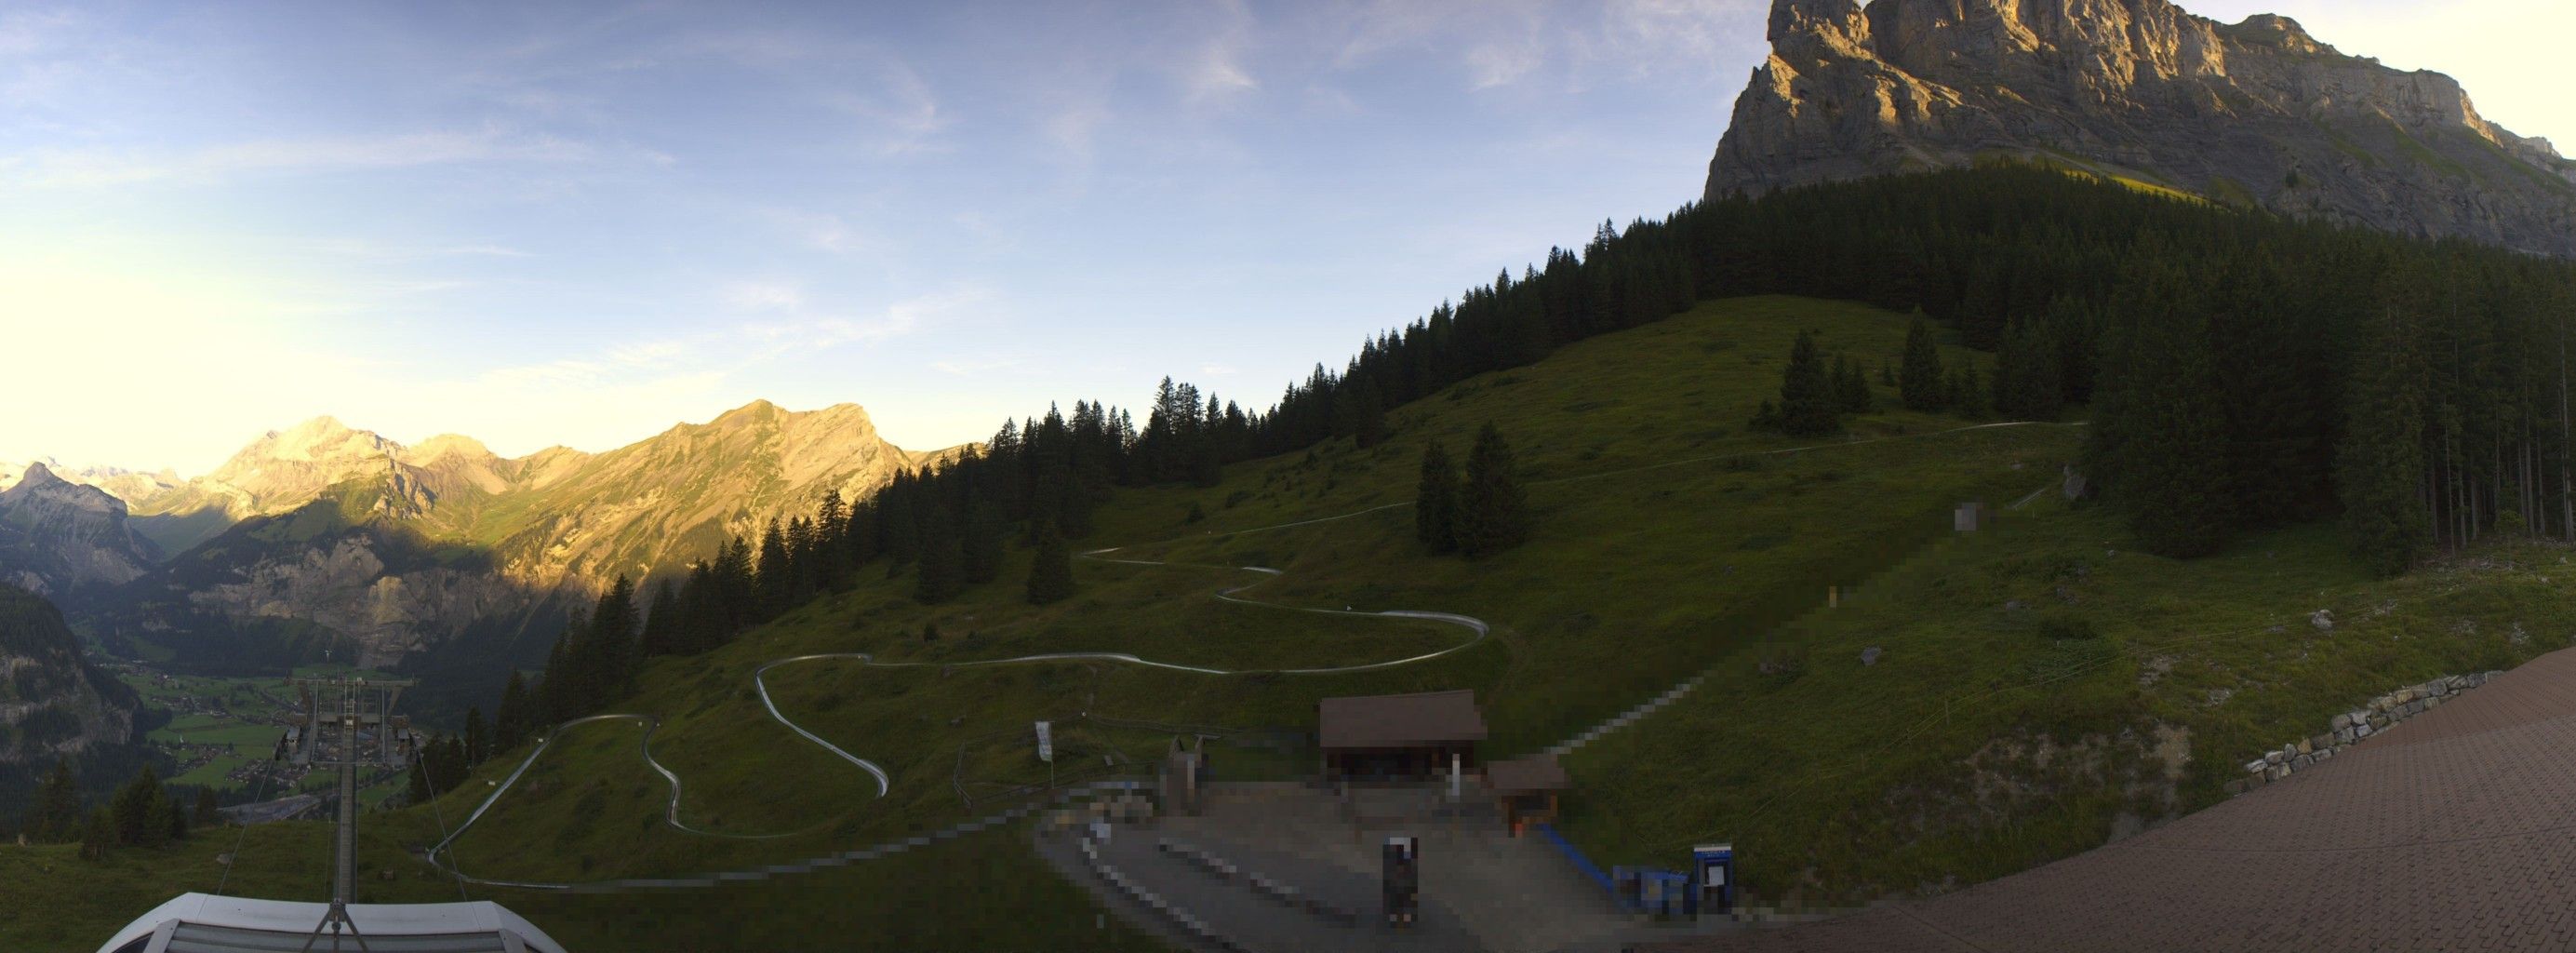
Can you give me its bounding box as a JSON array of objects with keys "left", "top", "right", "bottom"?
[{"left": 2225, "top": 671, "right": 2502, "bottom": 796}]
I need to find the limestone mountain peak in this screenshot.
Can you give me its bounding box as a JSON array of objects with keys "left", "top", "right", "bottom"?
[{"left": 1718, "top": 0, "right": 2576, "bottom": 257}]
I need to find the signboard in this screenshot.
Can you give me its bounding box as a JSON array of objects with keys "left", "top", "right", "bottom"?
[{"left": 1035, "top": 720, "right": 1054, "bottom": 762}]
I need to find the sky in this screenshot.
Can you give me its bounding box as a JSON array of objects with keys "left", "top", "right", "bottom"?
[{"left": 2, "top": 0, "right": 2568, "bottom": 476}]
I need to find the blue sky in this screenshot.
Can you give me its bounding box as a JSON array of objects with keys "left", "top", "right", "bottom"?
[{"left": 2, "top": 0, "right": 2565, "bottom": 474}]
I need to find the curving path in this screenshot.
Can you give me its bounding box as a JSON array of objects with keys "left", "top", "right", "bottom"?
[
  {"left": 424, "top": 556, "right": 1490, "bottom": 890},
  {"left": 426, "top": 421, "right": 2073, "bottom": 891}
]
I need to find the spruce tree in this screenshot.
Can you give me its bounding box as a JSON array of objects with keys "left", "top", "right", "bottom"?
[
  {"left": 111, "top": 767, "right": 167, "bottom": 848},
  {"left": 640, "top": 579, "right": 678, "bottom": 658},
  {"left": 537, "top": 622, "right": 574, "bottom": 722},
  {"left": 914, "top": 505, "right": 964, "bottom": 604},
  {"left": 1026, "top": 522, "right": 1074, "bottom": 605},
  {"left": 1456, "top": 423, "right": 1530, "bottom": 557},
  {"left": 1416, "top": 439, "right": 1461, "bottom": 554},
  {"left": 192, "top": 787, "right": 220, "bottom": 827},
  {"left": 1993, "top": 317, "right": 2063, "bottom": 421},
  {"left": 79, "top": 807, "right": 112, "bottom": 861},
  {"left": 594, "top": 574, "right": 641, "bottom": 701},
  {"left": 495, "top": 670, "right": 530, "bottom": 752},
  {"left": 2115, "top": 308, "right": 2235, "bottom": 557},
  {"left": 407, "top": 758, "right": 432, "bottom": 806},
  {"left": 1901, "top": 315, "right": 1947, "bottom": 410},
  {"left": 1833, "top": 354, "right": 1873, "bottom": 413},
  {"left": 167, "top": 798, "right": 187, "bottom": 842},
  {"left": 1773, "top": 330, "right": 1841, "bottom": 436},
  {"left": 757, "top": 519, "right": 794, "bottom": 614},
  {"left": 2339, "top": 306, "right": 2430, "bottom": 575},
  {"left": 463, "top": 706, "right": 489, "bottom": 767},
  {"left": 30, "top": 758, "right": 78, "bottom": 841},
  {"left": 960, "top": 502, "right": 1005, "bottom": 584}
]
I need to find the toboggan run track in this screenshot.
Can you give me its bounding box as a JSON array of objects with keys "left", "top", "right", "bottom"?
[{"left": 423, "top": 421, "right": 2076, "bottom": 891}]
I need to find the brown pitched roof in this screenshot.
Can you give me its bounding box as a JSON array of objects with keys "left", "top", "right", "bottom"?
[
  {"left": 1484, "top": 755, "right": 1569, "bottom": 794},
  {"left": 1317, "top": 690, "right": 1488, "bottom": 749}
]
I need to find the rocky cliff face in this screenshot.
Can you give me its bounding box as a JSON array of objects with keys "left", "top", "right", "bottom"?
[
  {"left": 0, "top": 584, "right": 140, "bottom": 765},
  {"left": 0, "top": 463, "right": 163, "bottom": 600},
  {"left": 1711, "top": 0, "right": 2576, "bottom": 258}
]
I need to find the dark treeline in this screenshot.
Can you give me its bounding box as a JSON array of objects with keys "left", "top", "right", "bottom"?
[{"left": 514, "top": 161, "right": 2576, "bottom": 732}]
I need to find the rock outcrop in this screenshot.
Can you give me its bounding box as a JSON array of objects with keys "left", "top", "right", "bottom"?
[{"left": 1710, "top": 0, "right": 2576, "bottom": 258}]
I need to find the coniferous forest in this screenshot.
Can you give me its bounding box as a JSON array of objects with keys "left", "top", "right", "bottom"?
[{"left": 522, "top": 162, "right": 2576, "bottom": 721}]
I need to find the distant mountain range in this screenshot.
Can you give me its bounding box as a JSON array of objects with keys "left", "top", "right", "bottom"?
[
  {"left": 1713, "top": 0, "right": 2576, "bottom": 258},
  {"left": 0, "top": 400, "right": 958, "bottom": 685}
]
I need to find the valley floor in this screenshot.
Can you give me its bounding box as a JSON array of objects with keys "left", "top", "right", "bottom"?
[{"left": 1661, "top": 643, "right": 2576, "bottom": 952}]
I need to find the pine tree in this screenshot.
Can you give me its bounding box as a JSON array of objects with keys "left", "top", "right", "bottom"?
[
  {"left": 1833, "top": 354, "right": 1873, "bottom": 413},
  {"left": 167, "top": 798, "right": 187, "bottom": 842},
  {"left": 192, "top": 787, "right": 220, "bottom": 828},
  {"left": 111, "top": 767, "right": 167, "bottom": 848},
  {"left": 79, "top": 807, "right": 112, "bottom": 861},
  {"left": 1877, "top": 359, "right": 1896, "bottom": 387},
  {"left": 1456, "top": 423, "right": 1530, "bottom": 557},
  {"left": 1992, "top": 317, "right": 2063, "bottom": 421},
  {"left": 757, "top": 519, "right": 794, "bottom": 615},
  {"left": 428, "top": 736, "right": 470, "bottom": 795},
  {"left": 2340, "top": 305, "right": 2430, "bottom": 576},
  {"left": 495, "top": 669, "right": 530, "bottom": 753},
  {"left": 593, "top": 575, "right": 641, "bottom": 701},
  {"left": 538, "top": 622, "right": 575, "bottom": 722},
  {"left": 1415, "top": 439, "right": 1461, "bottom": 554},
  {"left": 1901, "top": 315, "right": 1947, "bottom": 410},
  {"left": 1946, "top": 365, "right": 1990, "bottom": 418},
  {"left": 1026, "top": 522, "right": 1075, "bottom": 605},
  {"left": 1772, "top": 330, "right": 1841, "bottom": 436},
  {"left": 407, "top": 758, "right": 432, "bottom": 806},
  {"left": 914, "top": 505, "right": 964, "bottom": 603},
  {"left": 2113, "top": 306, "right": 2235, "bottom": 557},
  {"left": 463, "top": 706, "right": 489, "bottom": 767},
  {"left": 640, "top": 579, "right": 679, "bottom": 658},
  {"left": 960, "top": 502, "right": 1005, "bottom": 584},
  {"left": 815, "top": 489, "right": 851, "bottom": 590},
  {"left": 29, "top": 758, "right": 78, "bottom": 842}
]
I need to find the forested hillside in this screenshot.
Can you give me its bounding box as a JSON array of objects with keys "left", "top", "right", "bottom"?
[{"left": 541, "top": 164, "right": 2576, "bottom": 710}]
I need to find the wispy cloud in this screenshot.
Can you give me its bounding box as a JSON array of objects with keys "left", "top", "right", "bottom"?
[
  {"left": 932, "top": 356, "right": 1026, "bottom": 377},
  {"left": 4, "top": 128, "right": 628, "bottom": 190},
  {"left": 726, "top": 283, "right": 993, "bottom": 355},
  {"left": 826, "top": 60, "right": 953, "bottom": 156},
  {"left": 723, "top": 281, "right": 808, "bottom": 312}
]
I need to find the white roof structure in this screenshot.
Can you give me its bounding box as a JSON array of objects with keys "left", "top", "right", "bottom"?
[{"left": 96, "top": 893, "right": 566, "bottom": 953}]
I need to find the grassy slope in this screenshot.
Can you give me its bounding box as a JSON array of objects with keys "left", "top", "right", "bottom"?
[
  {"left": 8, "top": 295, "right": 2105, "bottom": 949},
  {"left": 1564, "top": 498, "right": 2576, "bottom": 908}
]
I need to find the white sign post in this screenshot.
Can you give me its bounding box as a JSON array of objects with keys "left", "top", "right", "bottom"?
[{"left": 1035, "top": 720, "right": 1054, "bottom": 762}]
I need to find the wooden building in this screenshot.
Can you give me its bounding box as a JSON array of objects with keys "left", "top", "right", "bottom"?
[
  {"left": 1317, "top": 690, "right": 1487, "bottom": 782},
  {"left": 1485, "top": 755, "right": 1569, "bottom": 835}
]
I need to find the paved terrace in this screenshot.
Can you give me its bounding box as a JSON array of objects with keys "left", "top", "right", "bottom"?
[{"left": 1662, "top": 646, "right": 2576, "bottom": 953}]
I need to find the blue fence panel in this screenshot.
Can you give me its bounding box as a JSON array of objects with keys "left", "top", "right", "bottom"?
[{"left": 1533, "top": 823, "right": 1621, "bottom": 902}]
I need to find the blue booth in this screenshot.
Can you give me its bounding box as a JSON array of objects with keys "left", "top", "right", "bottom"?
[{"left": 1692, "top": 842, "right": 1735, "bottom": 915}]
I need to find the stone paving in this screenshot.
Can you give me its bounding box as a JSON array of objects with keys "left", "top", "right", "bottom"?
[
  {"left": 1658, "top": 646, "right": 2576, "bottom": 952},
  {"left": 1047, "top": 782, "right": 1633, "bottom": 952}
]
